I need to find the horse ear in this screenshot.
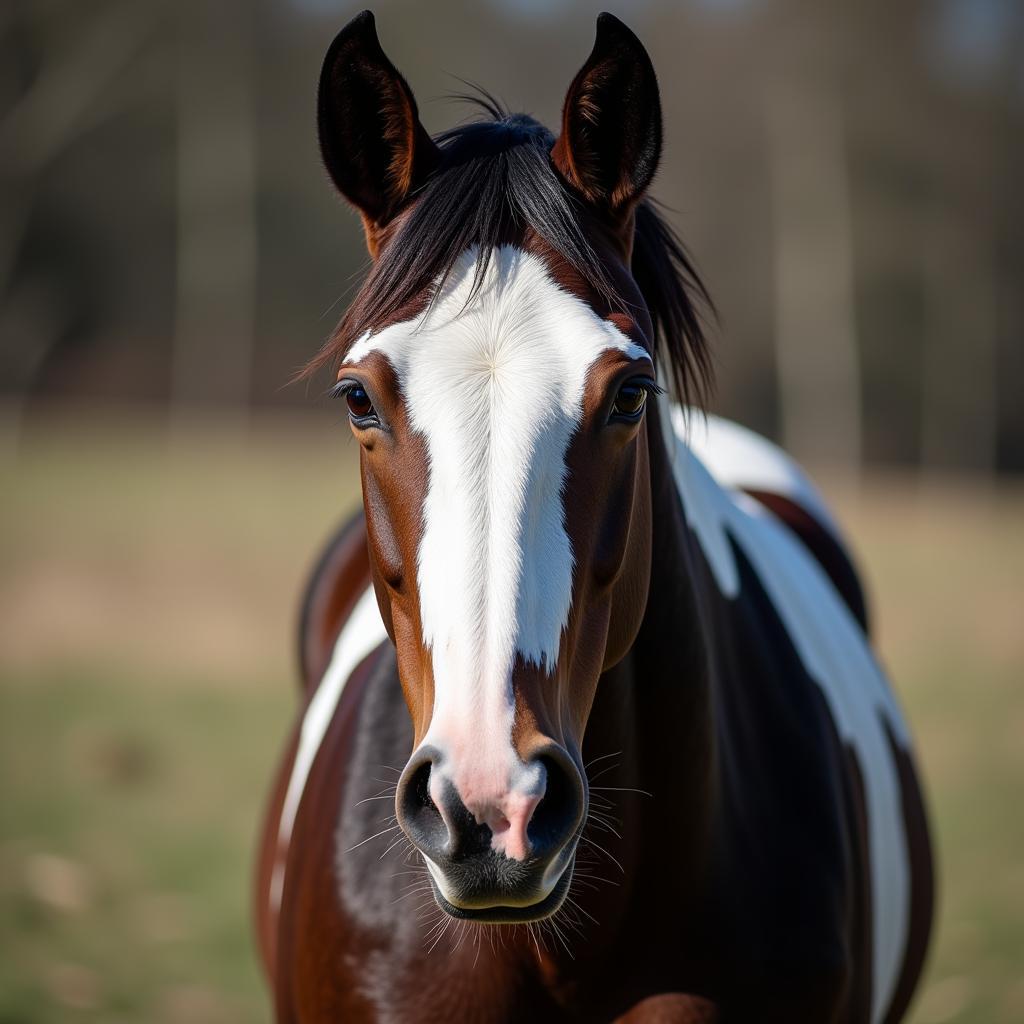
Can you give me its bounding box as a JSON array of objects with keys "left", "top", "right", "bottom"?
[
  {"left": 551, "top": 13, "right": 662, "bottom": 218},
  {"left": 317, "top": 11, "right": 439, "bottom": 249}
]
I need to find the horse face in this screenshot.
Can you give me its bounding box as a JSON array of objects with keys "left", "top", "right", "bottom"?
[
  {"left": 336, "top": 245, "right": 655, "bottom": 917},
  {"left": 318, "top": 12, "right": 662, "bottom": 919}
]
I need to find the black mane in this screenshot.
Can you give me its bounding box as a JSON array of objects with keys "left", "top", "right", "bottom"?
[{"left": 310, "top": 107, "right": 714, "bottom": 408}]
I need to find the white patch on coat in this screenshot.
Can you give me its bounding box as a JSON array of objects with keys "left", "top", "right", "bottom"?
[
  {"left": 271, "top": 585, "right": 387, "bottom": 910},
  {"left": 346, "top": 246, "right": 649, "bottom": 853},
  {"left": 685, "top": 413, "right": 843, "bottom": 541},
  {"left": 661, "top": 403, "right": 910, "bottom": 1024}
]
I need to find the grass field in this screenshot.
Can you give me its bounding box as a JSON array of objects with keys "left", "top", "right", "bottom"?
[{"left": 2, "top": 409, "right": 1022, "bottom": 1023}]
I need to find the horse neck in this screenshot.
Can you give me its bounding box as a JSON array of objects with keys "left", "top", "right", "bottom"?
[{"left": 580, "top": 402, "right": 718, "bottom": 931}]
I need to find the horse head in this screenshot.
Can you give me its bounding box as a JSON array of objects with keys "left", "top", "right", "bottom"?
[{"left": 312, "top": 10, "right": 708, "bottom": 922}]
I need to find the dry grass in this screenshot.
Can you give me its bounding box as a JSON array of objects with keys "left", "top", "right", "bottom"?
[{"left": 1, "top": 409, "right": 1022, "bottom": 1023}]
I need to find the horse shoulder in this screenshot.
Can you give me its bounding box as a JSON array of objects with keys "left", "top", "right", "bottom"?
[
  {"left": 255, "top": 511, "right": 385, "bottom": 998},
  {"left": 661, "top": 406, "right": 929, "bottom": 1022},
  {"left": 685, "top": 413, "right": 869, "bottom": 631},
  {"left": 297, "top": 509, "right": 372, "bottom": 691}
]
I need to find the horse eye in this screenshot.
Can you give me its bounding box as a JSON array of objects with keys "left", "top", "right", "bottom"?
[
  {"left": 611, "top": 383, "right": 648, "bottom": 420},
  {"left": 345, "top": 385, "right": 375, "bottom": 421}
]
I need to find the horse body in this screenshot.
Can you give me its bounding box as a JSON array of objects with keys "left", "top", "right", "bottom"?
[
  {"left": 257, "top": 402, "right": 931, "bottom": 1022},
  {"left": 256, "top": 11, "right": 932, "bottom": 1021}
]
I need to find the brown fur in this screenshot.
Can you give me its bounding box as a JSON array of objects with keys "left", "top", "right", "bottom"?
[{"left": 256, "top": 12, "right": 933, "bottom": 1021}]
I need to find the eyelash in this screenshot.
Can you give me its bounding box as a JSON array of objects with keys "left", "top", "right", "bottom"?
[
  {"left": 332, "top": 379, "right": 380, "bottom": 426},
  {"left": 609, "top": 377, "right": 663, "bottom": 421},
  {"left": 632, "top": 379, "right": 664, "bottom": 398},
  {"left": 330, "top": 380, "right": 357, "bottom": 400}
]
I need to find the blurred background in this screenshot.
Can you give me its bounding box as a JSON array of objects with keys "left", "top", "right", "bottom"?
[{"left": 1, "top": 0, "right": 1021, "bottom": 1021}]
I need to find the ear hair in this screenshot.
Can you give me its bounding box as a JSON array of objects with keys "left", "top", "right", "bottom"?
[
  {"left": 317, "top": 11, "right": 439, "bottom": 247},
  {"left": 551, "top": 13, "right": 662, "bottom": 216}
]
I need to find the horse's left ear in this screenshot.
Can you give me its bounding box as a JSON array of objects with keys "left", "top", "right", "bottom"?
[
  {"left": 551, "top": 13, "right": 661, "bottom": 222},
  {"left": 318, "top": 11, "right": 439, "bottom": 253}
]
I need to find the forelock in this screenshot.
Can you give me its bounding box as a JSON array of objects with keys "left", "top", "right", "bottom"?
[{"left": 306, "top": 103, "right": 714, "bottom": 408}]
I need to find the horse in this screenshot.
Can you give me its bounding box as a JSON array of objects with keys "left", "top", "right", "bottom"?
[{"left": 255, "top": 11, "right": 933, "bottom": 1022}]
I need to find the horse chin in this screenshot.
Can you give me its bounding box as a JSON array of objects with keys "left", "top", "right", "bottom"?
[{"left": 426, "top": 853, "right": 575, "bottom": 924}]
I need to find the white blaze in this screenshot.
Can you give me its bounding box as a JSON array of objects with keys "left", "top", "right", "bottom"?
[{"left": 347, "top": 246, "right": 648, "bottom": 813}]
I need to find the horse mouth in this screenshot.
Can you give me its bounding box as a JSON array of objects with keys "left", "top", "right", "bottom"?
[{"left": 426, "top": 860, "right": 574, "bottom": 923}]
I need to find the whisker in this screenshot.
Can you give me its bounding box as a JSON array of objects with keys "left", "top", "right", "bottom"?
[
  {"left": 587, "top": 809, "right": 622, "bottom": 828},
  {"left": 454, "top": 919, "right": 473, "bottom": 958},
  {"left": 399, "top": 877, "right": 431, "bottom": 891},
  {"left": 579, "top": 835, "right": 625, "bottom": 874},
  {"left": 563, "top": 894, "right": 599, "bottom": 927},
  {"left": 423, "top": 913, "right": 448, "bottom": 942},
  {"left": 590, "top": 785, "right": 653, "bottom": 798},
  {"left": 426, "top": 914, "right": 454, "bottom": 955},
  {"left": 344, "top": 824, "right": 399, "bottom": 853},
  {"left": 526, "top": 921, "right": 543, "bottom": 961},
  {"left": 543, "top": 915, "right": 574, "bottom": 959},
  {"left": 556, "top": 910, "right": 586, "bottom": 943},
  {"left": 379, "top": 834, "right": 409, "bottom": 860},
  {"left": 584, "top": 750, "right": 622, "bottom": 770},
  {"left": 391, "top": 885, "right": 434, "bottom": 905},
  {"left": 586, "top": 762, "right": 623, "bottom": 785},
  {"left": 354, "top": 792, "right": 399, "bottom": 807},
  {"left": 585, "top": 818, "right": 621, "bottom": 839},
  {"left": 572, "top": 871, "right": 619, "bottom": 889}
]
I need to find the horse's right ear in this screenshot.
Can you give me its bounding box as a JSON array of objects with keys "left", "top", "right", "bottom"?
[
  {"left": 317, "top": 11, "right": 439, "bottom": 253},
  {"left": 551, "top": 13, "right": 661, "bottom": 226}
]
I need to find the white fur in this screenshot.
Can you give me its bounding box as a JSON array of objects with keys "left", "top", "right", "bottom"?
[
  {"left": 685, "top": 413, "right": 843, "bottom": 540},
  {"left": 661, "top": 403, "right": 910, "bottom": 1024},
  {"left": 347, "top": 246, "right": 649, "bottom": 852},
  {"left": 271, "top": 585, "right": 387, "bottom": 910}
]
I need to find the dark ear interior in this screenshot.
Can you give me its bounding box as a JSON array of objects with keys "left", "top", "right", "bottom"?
[
  {"left": 317, "top": 10, "right": 438, "bottom": 233},
  {"left": 551, "top": 13, "right": 662, "bottom": 214}
]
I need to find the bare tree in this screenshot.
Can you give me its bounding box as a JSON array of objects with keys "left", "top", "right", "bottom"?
[
  {"left": 765, "top": 16, "right": 861, "bottom": 475},
  {"left": 0, "top": 0, "right": 164, "bottom": 455},
  {"left": 169, "top": 0, "right": 256, "bottom": 436}
]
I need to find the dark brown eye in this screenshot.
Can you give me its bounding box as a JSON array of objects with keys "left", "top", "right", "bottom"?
[
  {"left": 611, "top": 382, "right": 648, "bottom": 420},
  {"left": 345, "top": 385, "right": 375, "bottom": 421}
]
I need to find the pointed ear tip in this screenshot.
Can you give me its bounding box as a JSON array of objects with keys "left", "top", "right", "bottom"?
[
  {"left": 337, "top": 9, "right": 378, "bottom": 45},
  {"left": 323, "top": 8, "right": 384, "bottom": 69},
  {"left": 594, "top": 12, "right": 647, "bottom": 52},
  {"left": 595, "top": 12, "right": 630, "bottom": 36}
]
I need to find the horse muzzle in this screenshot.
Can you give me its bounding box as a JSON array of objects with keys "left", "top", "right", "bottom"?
[{"left": 395, "top": 743, "right": 586, "bottom": 921}]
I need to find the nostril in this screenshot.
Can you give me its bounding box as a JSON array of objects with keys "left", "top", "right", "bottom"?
[
  {"left": 396, "top": 753, "right": 448, "bottom": 859},
  {"left": 410, "top": 760, "right": 434, "bottom": 812},
  {"left": 528, "top": 754, "right": 582, "bottom": 858}
]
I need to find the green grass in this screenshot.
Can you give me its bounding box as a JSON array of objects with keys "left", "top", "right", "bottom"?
[
  {"left": 0, "top": 670, "right": 282, "bottom": 1023},
  {"left": 1, "top": 410, "right": 1022, "bottom": 1022}
]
